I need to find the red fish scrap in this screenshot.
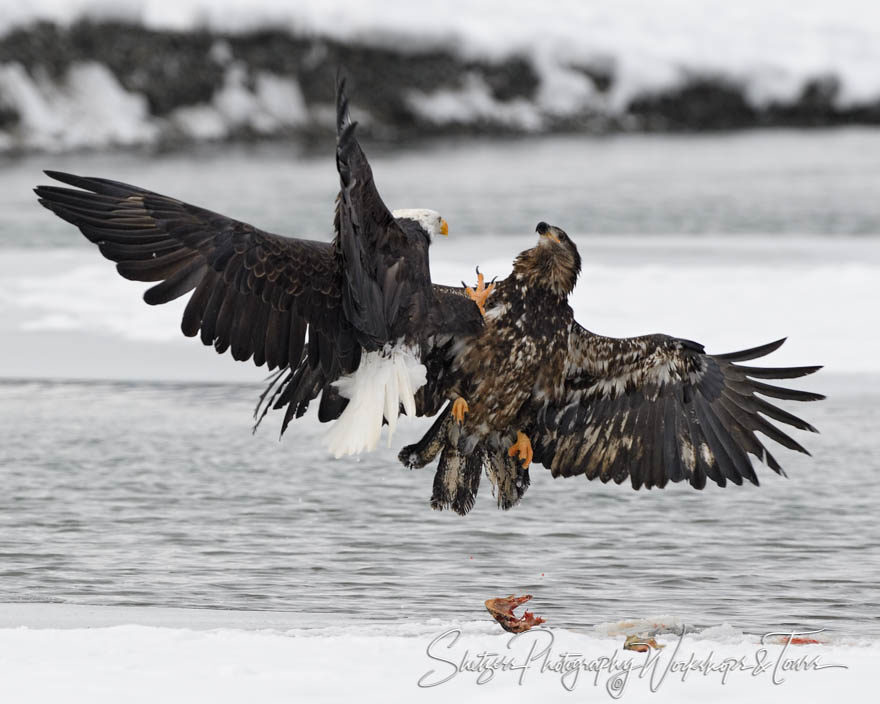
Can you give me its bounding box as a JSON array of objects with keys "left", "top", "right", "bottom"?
[
  {"left": 772, "top": 636, "right": 822, "bottom": 645},
  {"left": 484, "top": 594, "right": 546, "bottom": 633}
]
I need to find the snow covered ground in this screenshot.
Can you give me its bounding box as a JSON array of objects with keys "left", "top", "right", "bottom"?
[
  {"left": 2, "top": 235, "right": 878, "bottom": 382},
  {"left": 0, "top": 604, "right": 873, "bottom": 703}
]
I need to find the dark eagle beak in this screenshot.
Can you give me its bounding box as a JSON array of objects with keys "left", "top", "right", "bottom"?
[
  {"left": 440, "top": 219, "right": 449, "bottom": 236},
  {"left": 536, "top": 221, "right": 560, "bottom": 244}
]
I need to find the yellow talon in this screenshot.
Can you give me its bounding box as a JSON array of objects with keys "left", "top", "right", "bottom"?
[
  {"left": 508, "top": 431, "right": 533, "bottom": 468},
  {"left": 452, "top": 397, "right": 469, "bottom": 424},
  {"left": 465, "top": 269, "right": 495, "bottom": 318}
]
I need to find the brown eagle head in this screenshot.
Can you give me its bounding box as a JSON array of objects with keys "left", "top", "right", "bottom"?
[{"left": 513, "top": 221, "right": 582, "bottom": 297}]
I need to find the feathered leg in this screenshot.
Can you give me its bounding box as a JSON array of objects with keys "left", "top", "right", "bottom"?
[
  {"left": 486, "top": 448, "right": 531, "bottom": 510},
  {"left": 398, "top": 405, "right": 453, "bottom": 469}
]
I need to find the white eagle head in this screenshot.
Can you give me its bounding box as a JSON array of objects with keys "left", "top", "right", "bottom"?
[{"left": 392, "top": 208, "right": 449, "bottom": 242}]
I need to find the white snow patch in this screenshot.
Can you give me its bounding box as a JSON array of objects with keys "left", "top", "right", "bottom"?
[
  {"left": 690, "top": 623, "right": 754, "bottom": 644},
  {"left": 0, "top": 61, "right": 157, "bottom": 151},
  {"left": 2, "top": 263, "right": 186, "bottom": 343},
  {"left": 254, "top": 72, "right": 308, "bottom": 126},
  {"left": 531, "top": 53, "right": 601, "bottom": 117},
  {"left": 60, "top": 62, "right": 158, "bottom": 147},
  {"left": 170, "top": 103, "right": 228, "bottom": 140},
  {"left": 0, "top": 611, "right": 871, "bottom": 703},
  {"left": 592, "top": 614, "right": 684, "bottom": 637},
  {"left": 170, "top": 67, "right": 308, "bottom": 140},
  {"left": 2, "top": 235, "right": 879, "bottom": 376},
  {"left": 212, "top": 63, "right": 270, "bottom": 132},
  {"left": 407, "top": 74, "right": 543, "bottom": 131},
  {"left": 0, "top": 63, "right": 63, "bottom": 144}
]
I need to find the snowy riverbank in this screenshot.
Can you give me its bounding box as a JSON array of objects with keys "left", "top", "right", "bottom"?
[
  {"left": 0, "top": 604, "right": 873, "bottom": 703},
  {"left": 3, "top": 234, "right": 878, "bottom": 381},
  {"left": 2, "top": 1, "right": 880, "bottom": 152}
]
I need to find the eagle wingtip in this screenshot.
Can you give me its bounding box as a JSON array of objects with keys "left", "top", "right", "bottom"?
[
  {"left": 43, "top": 169, "right": 75, "bottom": 184},
  {"left": 335, "top": 71, "right": 352, "bottom": 134}
]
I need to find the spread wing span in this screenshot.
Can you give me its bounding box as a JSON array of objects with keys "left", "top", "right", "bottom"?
[
  {"left": 33, "top": 80, "right": 483, "bottom": 440},
  {"left": 34, "top": 171, "right": 357, "bottom": 379},
  {"left": 531, "top": 327, "right": 824, "bottom": 489}
]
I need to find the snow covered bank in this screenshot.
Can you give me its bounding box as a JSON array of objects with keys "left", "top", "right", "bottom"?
[
  {"left": 2, "top": 236, "right": 878, "bottom": 380},
  {"left": 0, "top": 604, "right": 873, "bottom": 703},
  {"left": 2, "top": 0, "right": 880, "bottom": 151}
]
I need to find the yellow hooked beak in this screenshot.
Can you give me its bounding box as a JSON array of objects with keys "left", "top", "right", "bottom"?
[
  {"left": 440, "top": 219, "right": 449, "bottom": 236},
  {"left": 540, "top": 231, "right": 560, "bottom": 244}
]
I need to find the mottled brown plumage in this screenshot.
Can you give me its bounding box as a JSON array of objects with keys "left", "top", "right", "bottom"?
[
  {"left": 451, "top": 225, "right": 578, "bottom": 445},
  {"left": 401, "top": 222, "right": 823, "bottom": 515}
]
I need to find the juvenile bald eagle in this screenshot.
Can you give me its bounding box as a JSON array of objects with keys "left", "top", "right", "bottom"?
[
  {"left": 34, "top": 79, "right": 482, "bottom": 455},
  {"left": 400, "top": 222, "right": 823, "bottom": 515}
]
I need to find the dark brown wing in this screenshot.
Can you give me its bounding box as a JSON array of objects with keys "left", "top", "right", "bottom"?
[
  {"left": 334, "top": 78, "right": 435, "bottom": 349},
  {"left": 34, "top": 172, "right": 359, "bottom": 381},
  {"left": 415, "top": 283, "right": 484, "bottom": 417},
  {"left": 530, "top": 326, "right": 823, "bottom": 489},
  {"left": 254, "top": 83, "right": 483, "bottom": 432}
]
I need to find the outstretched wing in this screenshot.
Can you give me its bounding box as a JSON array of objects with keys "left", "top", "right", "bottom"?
[
  {"left": 530, "top": 325, "right": 823, "bottom": 489},
  {"left": 34, "top": 172, "right": 359, "bottom": 379},
  {"left": 334, "top": 77, "right": 433, "bottom": 349}
]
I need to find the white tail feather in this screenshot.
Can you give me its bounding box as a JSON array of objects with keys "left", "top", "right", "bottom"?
[{"left": 325, "top": 344, "right": 427, "bottom": 458}]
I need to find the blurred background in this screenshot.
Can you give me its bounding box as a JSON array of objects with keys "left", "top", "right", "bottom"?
[{"left": 1, "top": 1, "right": 879, "bottom": 635}]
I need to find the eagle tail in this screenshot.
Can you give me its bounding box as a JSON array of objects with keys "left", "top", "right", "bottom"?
[
  {"left": 325, "top": 343, "right": 426, "bottom": 457},
  {"left": 431, "top": 445, "right": 483, "bottom": 516}
]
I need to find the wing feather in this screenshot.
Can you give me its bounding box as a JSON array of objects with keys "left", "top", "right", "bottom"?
[
  {"left": 35, "top": 170, "right": 359, "bottom": 431},
  {"left": 532, "top": 324, "right": 822, "bottom": 489}
]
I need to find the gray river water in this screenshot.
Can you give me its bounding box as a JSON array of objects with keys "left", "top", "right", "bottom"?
[{"left": 1, "top": 127, "right": 878, "bottom": 636}]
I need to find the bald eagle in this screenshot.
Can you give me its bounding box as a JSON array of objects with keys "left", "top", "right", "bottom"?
[
  {"left": 34, "top": 79, "right": 483, "bottom": 456},
  {"left": 400, "top": 222, "right": 823, "bottom": 515}
]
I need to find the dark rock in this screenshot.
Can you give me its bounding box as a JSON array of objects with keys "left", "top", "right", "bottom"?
[
  {"left": 627, "top": 77, "right": 757, "bottom": 130},
  {"left": 766, "top": 74, "right": 842, "bottom": 126},
  {"left": 570, "top": 62, "right": 614, "bottom": 93},
  {"left": 472, "top": 54, "right": 539, "bottom": 101},
  {"left": 0, "top": 100, "right": 18, "bottom": 130},
  {"left": 66, "top": 20, "right": 225, "bottom": 115},
  {"left": 0, "top": 21, "right": 72, "bottom": 77}
]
